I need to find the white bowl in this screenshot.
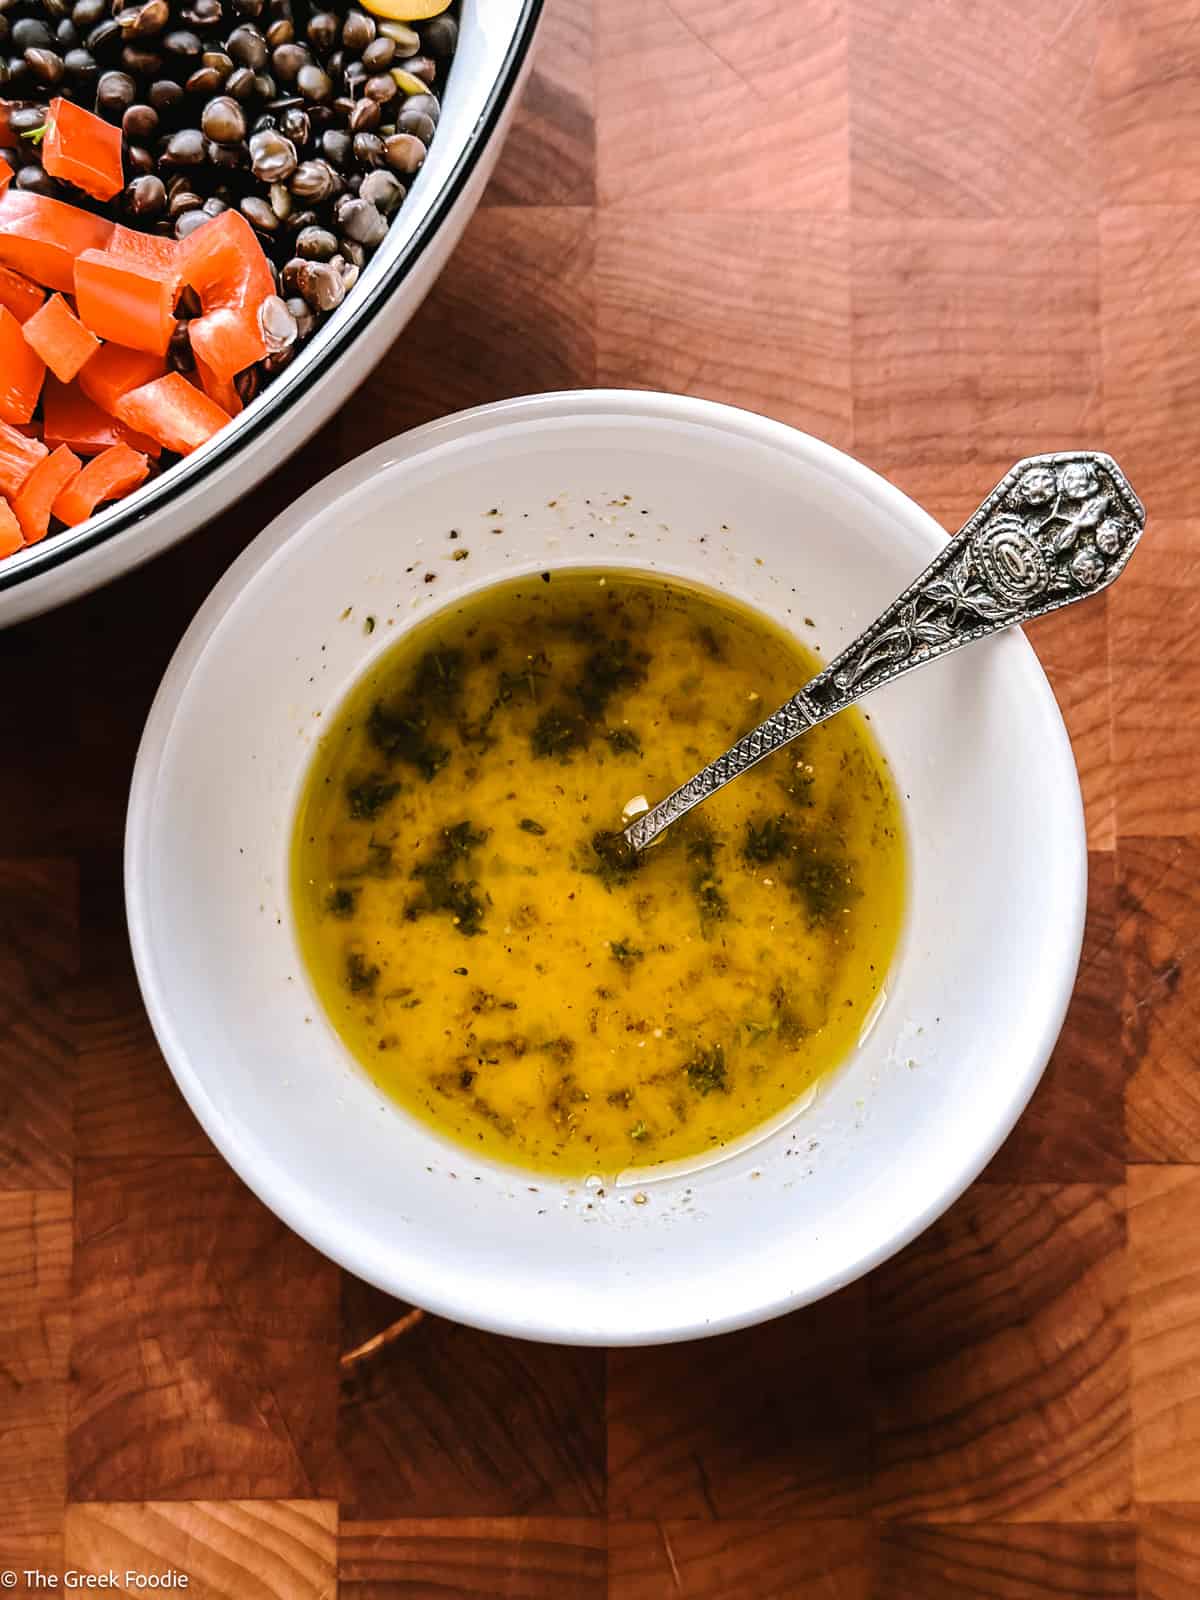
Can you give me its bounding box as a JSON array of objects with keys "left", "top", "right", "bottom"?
[
  {"left": 0, "top": 0, "right": 542, "bottom": 628},
  {"left": 125, "top": 391, "right": 1086, "bottom": 1346}
]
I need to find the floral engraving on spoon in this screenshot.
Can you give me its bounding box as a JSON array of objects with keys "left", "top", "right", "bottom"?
[{"left": 823, "top": 452, "right": 1143, "bottom": 697}]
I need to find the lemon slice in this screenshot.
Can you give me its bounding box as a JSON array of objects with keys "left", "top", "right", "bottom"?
[{"left": 361, "top": 0, "right": 450, "bottom": 19}]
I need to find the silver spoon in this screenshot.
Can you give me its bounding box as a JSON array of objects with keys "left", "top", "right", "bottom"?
[{"left": 620, "top": 451, "right": 1145, "bottom": 855}]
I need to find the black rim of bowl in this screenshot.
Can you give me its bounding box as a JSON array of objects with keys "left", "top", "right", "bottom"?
[{"left": 0, "top": 0, "right": 545, "bottom": 599}]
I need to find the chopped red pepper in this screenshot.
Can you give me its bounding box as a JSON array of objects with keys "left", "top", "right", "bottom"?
[
  {"left": 12, "top": 442, "right": 81, "bottom": 543},
  {"left": 115, "top": 370, "right": 231, "bottom": 455},
  {"left": 107, "top": 223, "right": 181, "bottom": 281},
  {"left": 178, "top": 210, "right": 273, "bottom": 381},
  {"left": 0, "top": 264, "right": 44, "bottom": 324},
  {"left": 194, "top": 354, "right": 244, "bottom": 417},
  {"left": 0, "top": 418, "right": 47, "bottom": 497},
  {"left": 0, "top": 497, "right": 21, "bottom": 557},
  {"left": 0, "top": 164, "right": 9, "bottom": 198},
  {"left": 52, "top": 442, "right": 149, "bottom": 527},
  {"left": 0, "top": 304, "right": 46, "bottom": 424},
  {"left": 21, "top": 292, "right": 100, "bottom": 383},
  {"left": 74, "top": 248, "right": 177, "bottom": 356},
  {"left": 189, "top": 305, "right": 269, "bottom": 384},
  {"left": 42, "top": 97, "right": 124, "bottom": 203},
  {"left": 42, "top": 375, "right": 162, "bottom": 458},
  {"left": 0, "top": 189, "right": 113, "bottom": 292},
  {"left": 178, "top": 208, "right": 273, "bottom": 304},
  {"left": 77, "top": 343, "right": 167, "bottom": 415}
]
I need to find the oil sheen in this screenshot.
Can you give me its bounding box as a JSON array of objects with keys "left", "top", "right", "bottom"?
[{"left": 292, "top": 571, "right": 906, "bottom": 1178}]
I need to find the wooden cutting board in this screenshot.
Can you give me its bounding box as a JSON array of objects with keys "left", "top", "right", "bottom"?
[{"left": 2, "top": 0, "right": 1198, "bottom": 1594}]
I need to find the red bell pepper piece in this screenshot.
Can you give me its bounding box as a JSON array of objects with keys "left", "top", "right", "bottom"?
[
  {"left": 178, "top": 208, "right": 273, "bottom": 304},
  {"left": 189, "top": 305, "right": 268, "bottom": 384},
  {"left": 0, "top": 189, "right": 113, "bottom": 292},
  {"left": 21, "top": 291, "right": 100, "bottom": 382},
  {"left": 178, "top": 210, "right": 273, "bottom": 381},
  {"left": 52, "top": 442, "right": 149, "bottom": 527},
  {"left": 0, "top": 164, "right": 9, "bottom": 198},
  {"left": 42, "top": 375, "right": 161, "bottom": 458},
  {"left": 12, "top": 442, "right": 81, "bottom": 543},
  {"left": 115, "top": 370, "right": 231, "bottom": 455},
  {"left": 194, "top": 354, "right": 243, "bottom": 417},
  {"left": 0, "top": 304, "right": 45, "bottom": 423},
  {"left": 0, "top": 264, "right": 43, "bottom": 323},
  {"left": 0, "top": 418, "right": 47, "bottom": 496},
  {"left": 74, "top": 249, "right": 177, "bottom": 356},
  {"left": 107, "top": 223, "right": 181, "bottom": 280},
  {"left": 41, "top": 98, "right": 124, "bottom": 202},
  {"left": 0, "top": 496, "right": 21, "bottom": 557},
  {"left": 77, "top": 343, "right": 167, "bottom": 415}
]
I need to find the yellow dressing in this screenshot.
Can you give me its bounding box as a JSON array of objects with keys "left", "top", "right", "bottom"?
[{"left": 292, "top": 570, "right": 906, "bottom": 1178}]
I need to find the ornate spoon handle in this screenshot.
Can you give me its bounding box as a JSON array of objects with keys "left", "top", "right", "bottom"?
[{"left": 622, "top": 451, "right": 1145, "bottom": 854}]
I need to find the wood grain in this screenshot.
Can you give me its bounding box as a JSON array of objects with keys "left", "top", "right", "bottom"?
[
  {"left": 1110, "top": 522, "right": 1200, "bottom": 838},
  {"left": 0, "top": 625, "right": 95, "bottom": 855},
  {"left": 0, "top": 859, "right": 77, "bottom": 1191},
  {"left": 486, "top": 0, "right": 594, "bottom": 206},
  {"left": 335, "top": 206, "right": 595, "bottom": 457},
  {"left": 64, "top": 1501, "right": 336, "bottom": 1599},
  {"left": 70, "top": 1157, "right": 340, "bottom": 1502},
  {"left": 1101, "top": 208, "right": 1200, "bottom": 518},
  {"left": 851, "top": 216, "right": 1102, "bottom": 518},
  {"left": 1129, "top": 1166, "right": 1200, "bottom": 1501},
  {"left": 1100, "top": 0, "right": 1200, "bottom": 206},
  {"left": 595, "top": 212, "right": 851, "bottom": 441},
  {"left": 1138, "top": 1505, "right": 1200, "bottom": 1600},
  {"left": 850, "top": 0, "right": 1099, "bottom": 218},
  {"left": 595, "top": 0, "right": 848, "bottom": 213},
  {"left": 869, "top": 1183, "right": 1131, "bottom": 1521},
  {"left": 339, "top": 1275, "right": 605, "bottom": 1519},
  {"left": 75, "top": 852, "right": 212, "bottom": 1159},
  {"left": 607, "top": 1284, "right": 869, "bottom": 1520},
  {"left": 0, "top": 1191, "right": 70, "bottom": 1568},
  {"left": 338, "top": 1518, "right": 605, "bottom": 1598},
  {"left": 608, "top": 1518, "right": 870, "bottom": 1599},
  {"left": 1121, "top": 836, "right": 1200, "bottom": 1161},
  {"left": 875, "top": 1522, "right": 1136, "bottom": 1599}
]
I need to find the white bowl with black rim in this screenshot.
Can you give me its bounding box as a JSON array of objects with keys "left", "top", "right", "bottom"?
[
  {"left": 125, "top": 391, "right": 1088, "bottom": 1346},
  {"left": 0, "top": 0, "right": 543, "bottom": 628}
]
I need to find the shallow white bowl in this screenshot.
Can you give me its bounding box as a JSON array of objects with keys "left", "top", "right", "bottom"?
[{"left": 126, "top": 391, "right": 1086, "bottom": 1346}]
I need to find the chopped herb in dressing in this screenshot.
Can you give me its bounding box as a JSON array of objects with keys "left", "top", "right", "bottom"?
[
  {"left": 743, "top": 814, "right": 798, "bottom": 864},
  {"left": 346, "top": 774, "right": 401, "bottom": 821},
  {"left": 407, "top": 821, "right": 490, "bottom": 936},
  {"left": 605, "top": 727, "right": 642, "bottom": 755},
  {"left": 685, "top": 1043, "right": 728, "bottom": 1096},
  {"left": 326, "top": 887, "right": 357, "bottom": 918},
  {"left": 609, "top": 939, "right": 644, "bottom": 967},
  {"left": 792, "top": 847, "right": 857, "bottom": 926},
  {"left": 682, "top": 823, "right": 729, "bottom": 935},
  {"left": 345, "top": 952, "right": 380, "bottom": 994}
]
